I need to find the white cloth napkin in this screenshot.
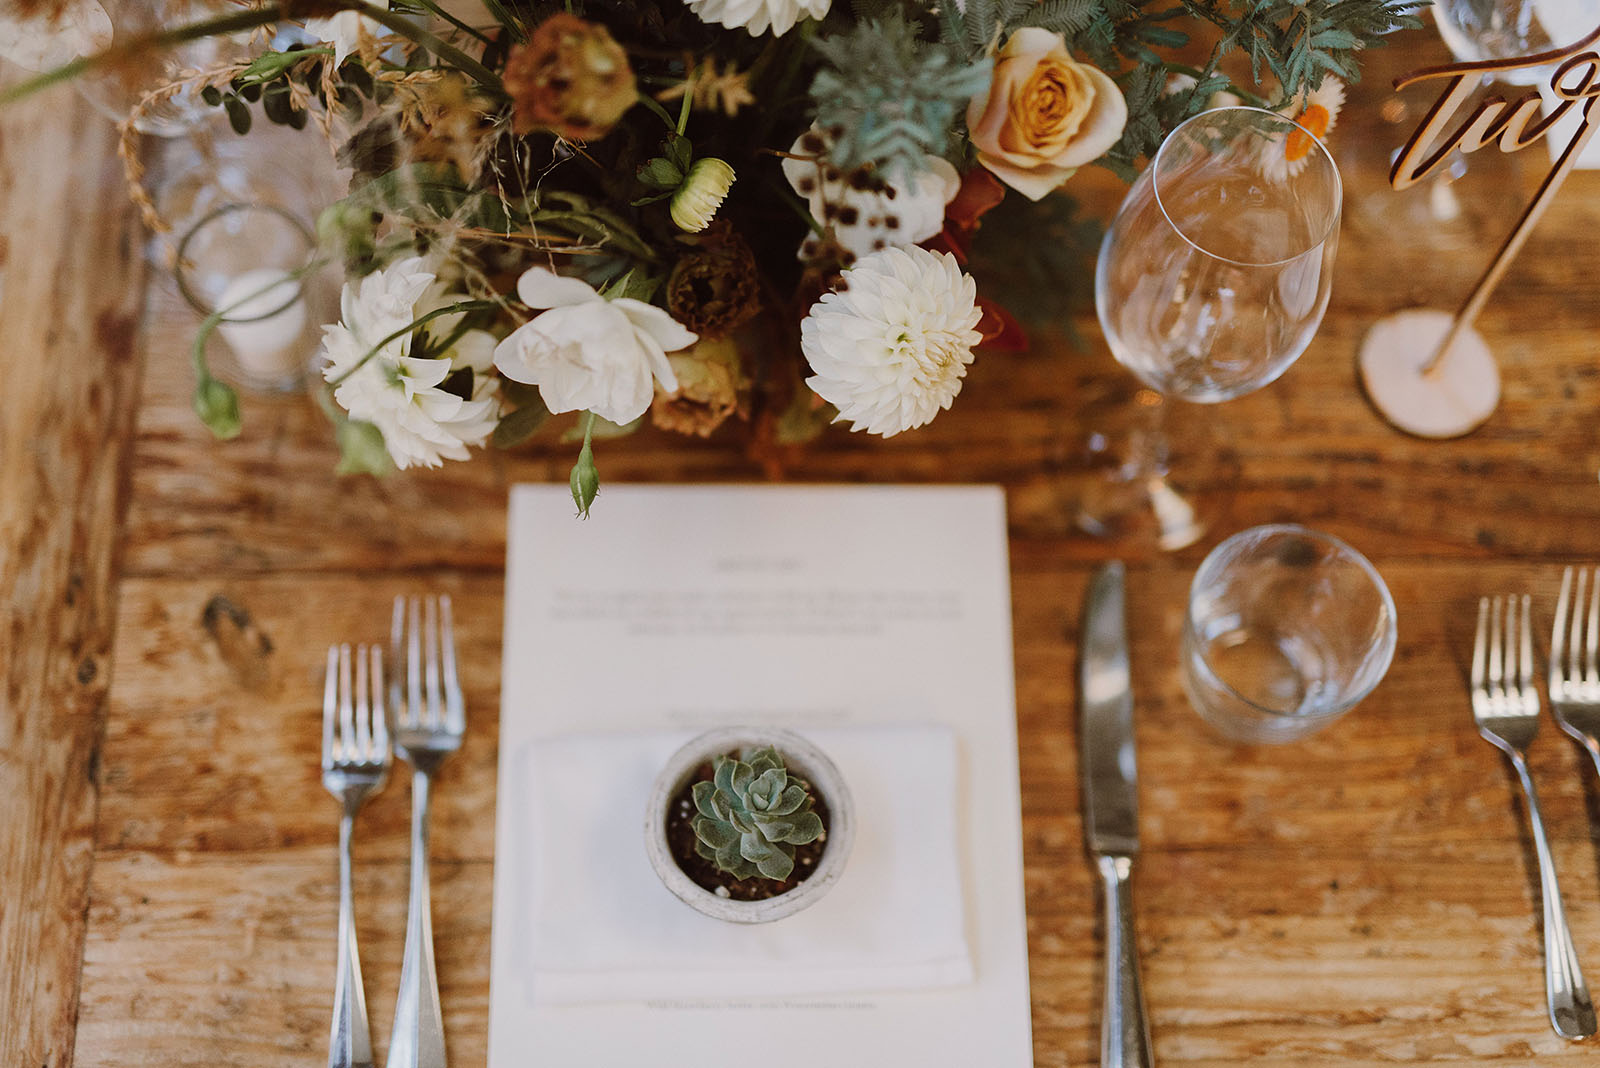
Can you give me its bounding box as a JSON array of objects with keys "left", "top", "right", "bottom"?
[{"left": 510, "top": 724, "right": 972, "bottom": 1006}]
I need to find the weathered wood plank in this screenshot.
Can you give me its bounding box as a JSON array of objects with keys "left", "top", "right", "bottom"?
[
  {"left": 74, "top": 841, "right": 1600, "bottom": 1067},
  {"left": 99, "top": 563, "right": 1600, "bottom": 860},
  {"left": 0, "top": 87, "right": 146, "bottom": 1067}
]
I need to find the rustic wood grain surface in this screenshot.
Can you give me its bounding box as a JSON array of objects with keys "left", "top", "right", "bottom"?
[
  {"left": 0, "top": 80, "right": 147, "bottom": 1068},
  {"left": 6, "top": 28, "right": 1600, "bottom": 1068}
]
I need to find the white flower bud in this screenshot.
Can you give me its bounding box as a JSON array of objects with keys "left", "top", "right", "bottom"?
[{"left": 670, "top": 158, "right": 736, "bottom": 234}]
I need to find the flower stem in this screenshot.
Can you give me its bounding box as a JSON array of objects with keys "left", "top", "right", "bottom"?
[
  {"left": 0, "top": 4, "right": 292, "bottom": 106},
  {"left": 1, "top": 1, "right": 503, "bottom": 107},
  {"left": 399, "top": 0, "right": 495, "bottom": 47},
  {"left": 675, "top": 90, "right": 692, "bottom": 136},
  {"left": 636, "top": 92, "right": 676, "bottom": 131},
  {"left": 1164, "top": 62, "right": 1270, "bottom": 109},
  {"left": 362, "top": 6, "right": 503, "bottom": 91},
  {"left": 325, "top": 299, "right": 501, "bottom": 387}
]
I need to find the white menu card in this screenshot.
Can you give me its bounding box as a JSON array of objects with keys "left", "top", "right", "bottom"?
[{"left": 489, "top": 484, "right": 1033, "bottom": 1066}]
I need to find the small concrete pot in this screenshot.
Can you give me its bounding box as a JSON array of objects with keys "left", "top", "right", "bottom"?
[{"left": 644, "top": 727, "right": 855, "bottom": 924}]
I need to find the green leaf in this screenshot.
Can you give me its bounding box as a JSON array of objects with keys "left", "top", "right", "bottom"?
[
  {"left": 747, "top": 768, "right": 787, "bottom": 809},
  {"left": 262, "top": 84, "right": 293, "bottom": 125},
  {"left": 692, "top": 814, "right": 739, "bottom": 851},
  {"left": 692, "top": 780, "right": 719, "bottom": 819},
  {"left": 334, "top": 419, "right": 391, "bottom": 476},
  {"left": 224, "top": 96, "right": 251, "bottom": 135},
  {"left": 636, "top": 156, "right": 684, "bottom": 190},
  {"left": 729, "top": 759, "right": 754, "bottom": 797},
  {"left": 665, "top": 135, "right": 693, "bottom": 173},
  {"left": 491, "top": 397, "right": 550, "bottom": 449},
  {"left": 713, "top": 755, "right": 738, "bottom": 796},
  {"left": 714, "top": 836, "right": 745, "bottom": 874},
  {"left": 774, "top": 810, "right": 824, "bottom": 845},
  {"left": 744, "top": 834, "right": 795, "bottom": 881},
  {"left": 744, "top": 745, "right": 782, "bottom": 774},
  {"left": 770, "top": 783, "right": 809, "bottom": 816}
]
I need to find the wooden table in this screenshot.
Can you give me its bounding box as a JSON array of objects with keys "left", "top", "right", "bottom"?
[{"left": 6, "top": 30, "right": 1600, "bottom": 1067}]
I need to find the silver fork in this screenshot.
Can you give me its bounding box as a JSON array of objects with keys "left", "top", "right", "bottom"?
[
  {"left": 388, "top": 595, "right": 466, "bottom": 1068},
  {"left": 1550, "top": 566, "right": 1600, "bottom": 779},
  {"left": 322, "top": 644, "right": 391, "bottom": 1068},
  {"left": 1471, "top": 595, "right": 1596, "bottom": 1040}
]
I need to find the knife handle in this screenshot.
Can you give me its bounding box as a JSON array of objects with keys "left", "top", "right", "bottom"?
[{"left": 1098, "top": 854, "right": 1154, "bottom": 1068}]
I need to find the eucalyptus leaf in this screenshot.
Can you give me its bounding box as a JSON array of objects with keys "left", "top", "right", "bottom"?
[{"left": 491, "top": 399, "right": 550, "bottom": 450}]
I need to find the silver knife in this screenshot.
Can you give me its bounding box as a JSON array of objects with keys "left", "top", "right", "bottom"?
[{"left": 1079, "top": 561, "right": 1154, "bottom": 1068}]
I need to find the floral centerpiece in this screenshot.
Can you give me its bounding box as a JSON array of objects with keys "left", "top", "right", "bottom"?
[{"left": 3, "top": 0, "right": 1416, "bottom": 513}]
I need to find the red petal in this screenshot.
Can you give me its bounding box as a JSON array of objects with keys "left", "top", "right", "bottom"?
[
  {"left": 976, "top": 296, "right": 1028, "bottom": 352},
  {"left": 946, "top": 168, "right": 1007, "bottom": 231}
]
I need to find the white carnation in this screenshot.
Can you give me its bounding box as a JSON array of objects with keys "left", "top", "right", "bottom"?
[
  {"left": 801, "top": 246, "right": 984, "bottom": 437},
  {"left": 320, "top": 257, "right": 501, "bottom": 470},
  {"left": 681, "top": 0, "right": 830, "bottom": 36},
  {"left": 0, "top": 0, "right": 111, "bottom": 72},
  {"left": 782, "top": 124, "right": 960, "bottom": 261},
  {"left": 493, "top": 268, "right": 696, "bottom": 426}
]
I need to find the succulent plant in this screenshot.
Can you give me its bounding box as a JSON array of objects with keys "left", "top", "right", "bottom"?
[{"left": 691, "top": 745, "right": 825, "bottom": 882}]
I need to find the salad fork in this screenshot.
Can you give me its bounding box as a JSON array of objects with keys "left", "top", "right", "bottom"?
[
  {"left": 1471, "top": 595, "right": 1596, "bottom": 1040},
  {"left": 1549, "top": 566, "right": 1600, "bottom": 779},
  {"left": 322, "top": 644, "right": 391, "bottom": 1068},
  {"left": 388, "top": 595, "right": 466, "bottom": 1068}
]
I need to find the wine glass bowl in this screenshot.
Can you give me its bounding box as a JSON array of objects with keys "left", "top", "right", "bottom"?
[
  {"left": 1077, "top": 106, "right": 1342, "bottom": 550},
  {"left": 1096, "top": 107, "right": 1342, "bottom": 402}
]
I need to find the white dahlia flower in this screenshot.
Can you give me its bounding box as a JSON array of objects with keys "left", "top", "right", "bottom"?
[
  {"left": 493, "top": 268, "right": 696, "bottom": 426},
  {"left": 0, "top": 0, "right": 111, "bottom": 72},
  {"left": 801, "top": 246, "right": 984, "bottom": 437},
  {"left": 682, "top": 0, "right": 830, "bottom": 37},
  {"left": 782, "top": 124, "right": 960, "bottom": 262},
  {"left": 320, "top": 257, "right": 501, "bottom": 470}
]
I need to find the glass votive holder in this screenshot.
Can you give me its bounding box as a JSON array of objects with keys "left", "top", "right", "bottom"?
[
  {"left": 174, "top": 203, "right": 322, "bottom": 393},
  {"left": 1182, "top": 524, "right": 1397, "bottom": 744}
]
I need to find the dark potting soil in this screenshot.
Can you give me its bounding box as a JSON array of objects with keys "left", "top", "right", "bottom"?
[{"left": 664, "top": 761, "right": 831, "bottom": 902}]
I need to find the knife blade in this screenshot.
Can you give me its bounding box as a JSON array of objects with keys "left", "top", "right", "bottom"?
[
  {"left": 1078, "top": 561, "right": 1154, "bottom": 1068},
  {"left": 1080, "top": 560, "right": 1139, "bottom": 857}
]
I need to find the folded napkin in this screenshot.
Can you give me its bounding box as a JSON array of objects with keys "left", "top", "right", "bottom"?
[{"left": 511, "top": 724, "right": 972, "bottom": 1006}]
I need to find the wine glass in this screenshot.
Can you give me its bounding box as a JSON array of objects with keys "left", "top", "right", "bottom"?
[
  {"left": 1434, "top": 0, "right": 1594, "bottom": 83},
  {"left": 1080, "top": 106, "right": 1342, "bottom": 550}
]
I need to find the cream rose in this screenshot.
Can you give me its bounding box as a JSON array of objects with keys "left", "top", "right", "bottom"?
[{"left": 966, "top": 28, "right": 1128, "bottom": 201}]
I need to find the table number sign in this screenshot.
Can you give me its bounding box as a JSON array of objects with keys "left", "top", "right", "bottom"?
[{"left": 1359, "top": 24, "right": 1600, "bottom": 438}]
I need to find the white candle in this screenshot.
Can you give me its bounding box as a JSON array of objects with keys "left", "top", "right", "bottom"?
[{"left": 214, "top": 267, "right": 308, "bottom": 384}]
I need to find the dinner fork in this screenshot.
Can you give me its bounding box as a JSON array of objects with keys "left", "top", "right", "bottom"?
[
  {"left": 1549, "top": 566, "right": 1600, "bottom": 780},
  {"left": 388, "top": 595, "right": 465, "bottom": 1068},
  {"left": 322, "top": 644, "right": 391, "bottom": 1068},
  {"left": 1471, "top": 595, "right": 1597, "bottom": 1040}
]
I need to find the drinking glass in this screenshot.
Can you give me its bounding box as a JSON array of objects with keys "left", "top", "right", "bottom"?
[
  {"left": 174, "top": 203, "right": 325, "bottom": 392},
  {"left": 1083, "top": 107, "right": 1342, "bottom": 550},
  {"left": 1183, "top": 524, "right": 1397, "bottom": 743},
  {"left": 1434, "top": 0, "right": 1594, "bottom": 83}
]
